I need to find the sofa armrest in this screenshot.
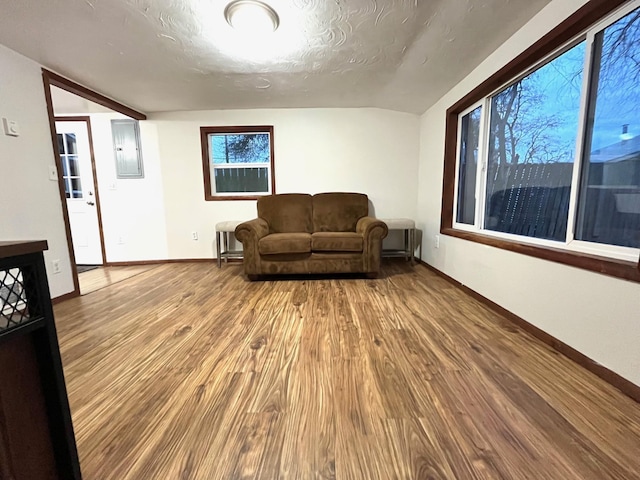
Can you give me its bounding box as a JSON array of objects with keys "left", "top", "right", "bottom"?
[
  {"left": 235, "top": 218, "right": 269, "bottom": 275},
  {"left": 235, "top": 218, "right": 269, "bottom": 242},
  {"left": 356, "top": 216, "right": 388, "bottom": 239},
  {"left": 356, "top": 217, "right": 388, "bottom": 273}
]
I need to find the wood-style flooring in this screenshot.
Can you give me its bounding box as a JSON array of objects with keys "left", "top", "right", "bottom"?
[
  {"left": 53, "top": 260, "right": 640, "bottom": 479},
  {"left": 78, "top": 264, "right": 159, "bottom": 295}
]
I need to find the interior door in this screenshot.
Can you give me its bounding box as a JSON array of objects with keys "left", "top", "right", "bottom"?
[{"left": 55, "top": 121, "right": 103, "bottom": 265}]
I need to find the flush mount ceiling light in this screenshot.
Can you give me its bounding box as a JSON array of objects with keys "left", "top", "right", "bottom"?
[{"left": 224, "top": 0, "right": 280, "bottom": 34}]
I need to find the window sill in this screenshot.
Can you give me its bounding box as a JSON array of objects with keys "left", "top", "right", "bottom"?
[
  {"left": 205, "top": 194, "right": 266, "bottom": 201},
  {"left": 440, "top": 227, "right": 640, "bottom": 283}
]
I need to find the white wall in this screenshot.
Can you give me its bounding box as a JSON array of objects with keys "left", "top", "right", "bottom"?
[
  {"left": 417, "top": 0, "right": 640, "bottom": 386},
  {"left": 149, "top": 108, "right": 420, "bottom": 259},
  {"left": 0, "top": 45, "right": 74, "bottom": 298},
  {"left": 0, "top": 40, "right": 418, "bottom": 292},
  {"left": 87, "top": 113, "right": 169, "bottom": 262}
]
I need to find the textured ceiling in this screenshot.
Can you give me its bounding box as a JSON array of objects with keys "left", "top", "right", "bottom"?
[{"left": 0, "top": 0, "right": 552, "bottom": 114}]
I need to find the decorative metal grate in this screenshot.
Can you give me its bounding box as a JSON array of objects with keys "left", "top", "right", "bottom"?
[{"left": 0, "top": 267, "right": 41, "bottom": 333}]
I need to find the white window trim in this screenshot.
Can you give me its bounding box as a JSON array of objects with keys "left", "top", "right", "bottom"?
[
  {"left": 212, "top": 162, "right": 271, "bottom": 169},
  {"left": 210, "top": 162, "right": 273, "bottom": 196},
  {"left": 565, "top": 33, "right": 595, "bottom": 244},
  {"left": 453, "top": 102, "right": 485, "bottom": 231},
  {"left": 209, "top": 162, "right": 273, "bottom": 196}
]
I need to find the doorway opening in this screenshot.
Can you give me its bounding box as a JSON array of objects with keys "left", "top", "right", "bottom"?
[{"left": 42, "top": 69, "right": 147, "bottom": 298}]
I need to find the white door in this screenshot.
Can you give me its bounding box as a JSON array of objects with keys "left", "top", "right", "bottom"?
[{"left": 56, "top": 120, "right": 103, "bottom": 265}]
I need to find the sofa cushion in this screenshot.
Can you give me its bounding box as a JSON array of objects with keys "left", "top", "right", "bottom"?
[
  {"left": 259, "top": 233, "right": 312, "bottom": 255},
  {"left": 258, "top": 194, "right": 313, "bottom": 233},
  {"left": 312, "top": 193, "right": 368, "bottom": 232},
  {"left": 311, "top": 232, "right": 363, "bottom": 252}
]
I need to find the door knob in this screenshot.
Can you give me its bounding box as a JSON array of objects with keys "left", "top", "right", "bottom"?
[{"left": 86, "top": 201, "right": 95, "bottom": 206}]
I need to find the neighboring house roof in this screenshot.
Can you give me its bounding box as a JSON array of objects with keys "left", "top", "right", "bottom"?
[{"left": 591, "top": 135, "right": 640, "bottom": 163}]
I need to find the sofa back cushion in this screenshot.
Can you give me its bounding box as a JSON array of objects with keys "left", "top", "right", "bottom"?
[
  {"left": 257, "top": 194, "right": 313, "bottom": 233},
  {"left": 312, "top": 193, "right": 368, "bottom": 232}
]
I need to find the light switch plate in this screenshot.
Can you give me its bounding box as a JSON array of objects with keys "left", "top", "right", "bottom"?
[
  {"left": 2, "top": 118, "right": 19, "bottom": 137},
  {"left": 49, "top": 165, "right": 58, "bottom": 181}
]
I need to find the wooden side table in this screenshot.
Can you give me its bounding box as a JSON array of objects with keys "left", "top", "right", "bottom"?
[
  {"left": 215, "top": 221, "right": 244, "bottom": 268},
  {"left": 380, "top": 218, "right": 416, "bottom": 265}
]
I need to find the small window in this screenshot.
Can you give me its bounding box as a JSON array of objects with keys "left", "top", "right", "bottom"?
[
  {"left": 200, "top": 126, "right": 275, "bottom": 200},
  {"left": 57, "top": 132, "right": 83, "bottom": 199},
  {"left": 112, "top": 119, "right": 144, "bottom": 178}
]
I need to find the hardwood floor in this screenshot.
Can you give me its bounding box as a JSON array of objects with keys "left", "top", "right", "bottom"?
[
  {"left": 78, "top": 264, "right": 160, "bottom": 295},
  {"left": 53, "top": 260, "right": 640, "bottom": 479}
]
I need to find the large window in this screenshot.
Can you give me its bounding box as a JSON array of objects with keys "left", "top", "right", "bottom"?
[
  {"left": 445, "top": 1, "right": 640, "bottom": 279},
  {"left": 576, "top": 8, "right": 640, "bottom": 248},
  {"left": 483, "top": 40, "right": 585, "bottom": 242},
  {"left": 200, "top": 126, "right": 275, "bottom": 200}
]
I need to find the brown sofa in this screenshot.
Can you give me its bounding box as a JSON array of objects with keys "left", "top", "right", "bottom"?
[{"left": 235, "top": 193, "right": 388, "bottom": 279}]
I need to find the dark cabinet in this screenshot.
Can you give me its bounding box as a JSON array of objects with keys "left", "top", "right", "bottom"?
[{"left": 0, "top": 241, "right": 81, "bottom": 479}]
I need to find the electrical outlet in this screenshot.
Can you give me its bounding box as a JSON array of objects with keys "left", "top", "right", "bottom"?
[
  {"left": 191, "top": 231, "right": 199, "bottom": 241},
  {"left": 52, "top": 259, "right": 61, "bottom": 274},
  {"left": 434, "top": 234, "right": 440, "bottom": 249}
]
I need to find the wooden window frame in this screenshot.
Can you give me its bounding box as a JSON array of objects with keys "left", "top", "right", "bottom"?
[
  {"left": 200, "top": 125, "right": 276, "bottom": 201},
  {"left": 440, "top": 0, "right": 640, "bottom": 283}
]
